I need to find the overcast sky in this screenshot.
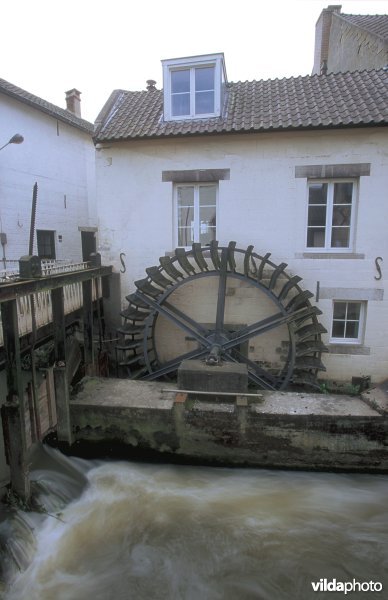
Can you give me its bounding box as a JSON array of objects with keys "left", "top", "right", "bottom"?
[{"left": 2, "top": 0, "right": 387, "bottom": 122}]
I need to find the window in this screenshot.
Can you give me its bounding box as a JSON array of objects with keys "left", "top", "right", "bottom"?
[
  {"left": 171, "top": 66, "right": 215, "bottom": 117},
  {"left": 175, "top": 183, "right": 217, "bottom": 247},
  {"left": 36, "top": 229, "right": 56, "bottom": 259},
  {"left": 162, "top": 53, "right": 226, "bottom": 121},
  {"left": 330, "top": 301, "right": 365, "bottom": 343},
  {"left": 306, "top": 180, "right": 355, "bottom": 250}
]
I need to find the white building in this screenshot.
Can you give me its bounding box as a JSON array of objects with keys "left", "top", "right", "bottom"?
[
  {"left": 0, "top": 80, "right": 97, "bottom": 268},
  {"left": 94, "top": 54, "right": 388, "bottom": 386}
]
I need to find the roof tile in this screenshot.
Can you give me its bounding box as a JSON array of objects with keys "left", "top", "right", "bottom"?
[
  {"left": 95, "top": 69, "right": 388, "bottom": 142},
  {"left": 340, "top": 14, "right": 388, "bottom": 41}
]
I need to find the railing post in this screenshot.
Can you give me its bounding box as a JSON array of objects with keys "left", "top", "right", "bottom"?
[
  {"left": 82, "top": 279, "right": 94, "bottom": 374},
  {"left": 0, "top": 299, "right": 30, "bottom": 500},
  {"left": 52, "top": 287, "right": 72, "bottom": 445}
]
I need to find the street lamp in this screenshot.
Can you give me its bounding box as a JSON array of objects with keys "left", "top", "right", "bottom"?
[{"left": 0, "top": 134, "right": 24, "bottom": 151}]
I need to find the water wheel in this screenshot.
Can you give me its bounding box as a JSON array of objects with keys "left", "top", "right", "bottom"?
[{"left": 116, "top": 242, "right": 327, "bottom": 390}]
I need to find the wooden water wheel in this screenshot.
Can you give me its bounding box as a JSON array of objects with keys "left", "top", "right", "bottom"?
[{"left": 116, "top": 242, "right": 327, "bottom": 390}]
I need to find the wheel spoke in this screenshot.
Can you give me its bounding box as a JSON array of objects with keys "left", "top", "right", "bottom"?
[
  {"left": 215, "top": 248, "right": 228, "bottom": 341},
  {"left": 143, "top": 346, "right": 209, "bottom": 380},
  {"left": 225, "top": 350, "right": 278, "bottom": 390},
  {"left": 136, "top": 290, "right": 210, "bottom": 348},
  {"left": 223, "top": 306, "right": 317, "bottom": 351}
]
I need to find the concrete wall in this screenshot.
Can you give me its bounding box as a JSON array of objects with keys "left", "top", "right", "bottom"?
[
  {"left": 313, "top": 7, "right": 388, "bottom": 75},
  {"left": 0, "top": 94, "right": 97, "bottom": 263},
  {"left": 96, "top": 127, "right": 388, "bottom": 384},
  {"left": 69, "top": 378, "right": 388, "bottom": 473},
  {"left": 328, "top": 16, "right": 388, "bottom": 73}
]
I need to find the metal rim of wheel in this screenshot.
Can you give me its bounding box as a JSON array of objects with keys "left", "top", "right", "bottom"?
[{"left": 116, "top": 241, "right": 327, "bottom": 390}]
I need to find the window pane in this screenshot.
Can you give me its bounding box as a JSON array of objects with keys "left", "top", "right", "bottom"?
[
  {"left": 195, "top": 67, "right": 214, "bottom": 91},
  {"left": 331, "top": 227, "right": 350, "bottom": 247},
  {"left": 308, "top": 205, "right": 326, "bottom": 226},
  {"left": 200, "top": 206, "right": 216, "bottom": 231},
  {"left": 332, "top": 321, "right": 345, "bottom": 338},
  {"left": 200, "top": 227, "right": 216, "bottom": 246},
  {"left": 332, "top": 205, "right": 351, "bottom": 226},
  {"left": 199, "top": 185, "right": 217, "bottom": 206},
  {"left": 333, "top": 303, "right": 346, "bottom": 320},
  {"left": 172, "top": 94, "right": 190, "bottom": 116},
  {"left": 345, "top": 321, "right": 359, "bottom": 338},
  {"left": 347, "top": 303, "right": 361, "bottom": 320},
  {"left": 178, "top": 206, "right": 194, "bottom": 228},
  {"left": 178, "top": 227, "right": 193, "bottom": 247},
  {"left": 171, "top": 70, "right": 190, "bottom": 93},
  {"left": 334, "top": 182, "right": 353, "bottom": 204},
  {"left": 307, "top": 228, "right": 325, "bottom": 247},
  {"left": 37, "top": 230, "right": 55, "bottom": 259},
  {"left": 195, "top": 91, "right": 214, "bottom": 114},
  {"left": 309, "top": 183, "right": 328, "bottom": 205},
  {"left": 178, "top": 187, "right": 194, "bottom": 206}
]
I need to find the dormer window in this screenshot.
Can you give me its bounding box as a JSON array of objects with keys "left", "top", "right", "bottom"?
[{"left": 162, "top": 53, "right": 226, "bottom": 121}]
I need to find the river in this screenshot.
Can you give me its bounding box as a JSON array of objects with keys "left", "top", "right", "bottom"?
[{"left": 1, "top": 445, "right": 387, "bottom": 599}]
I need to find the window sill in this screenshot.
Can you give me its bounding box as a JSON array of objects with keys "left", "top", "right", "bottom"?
[
  {"left": 295, "top": 252, "right": 365, "bottom": 260},
  {"left": 328, "top": 344, "right": 370, "bottom": 355}
]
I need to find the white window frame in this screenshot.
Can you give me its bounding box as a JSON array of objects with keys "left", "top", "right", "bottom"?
[
  {"left": 305, "top": 178, "right": 357, "bottom": 252},
  {"left": 162, "top": 53, "right": 225, "bottom": 121},
  {"left": 174, "top": 183, "right": 218, "bottom": 248},
  {"left": 330, "top": 300, "right": 366, "bottom": 344}
]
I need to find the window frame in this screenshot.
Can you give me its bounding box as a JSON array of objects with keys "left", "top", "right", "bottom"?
[
  {"left": 174, "top": 182, "right": 218, "bottom": 248},
  {"left": 330, "top": 300, "right": 366, "bottom": 345},
  {"left": 162, "top": 53, "right": 225, "bottom": 121},
  {"left": 36, "top": 229, "right": 56, "bottom": 260},
  {"left": 305, "top": 178, "right": 357, "bottom": 253}
]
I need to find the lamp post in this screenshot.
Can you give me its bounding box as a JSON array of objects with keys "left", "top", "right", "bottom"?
[{"left": 0, "top": 133, "right": 24, "bottom": 151}]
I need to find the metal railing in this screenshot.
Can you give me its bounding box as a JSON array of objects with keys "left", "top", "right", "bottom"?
[{"left": 0, "top": 260, "right": 101, "bottom": 346}]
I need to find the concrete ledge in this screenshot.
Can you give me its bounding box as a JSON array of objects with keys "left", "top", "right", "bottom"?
[
  {"left": 362, "top": 385, "right": 388, "bottom": 416},
  {"left": 68, "top": 378, "right": 388, "bottom": 473},
  {"left": 178, "top": 360, "right": 248, "bottom": 393}
]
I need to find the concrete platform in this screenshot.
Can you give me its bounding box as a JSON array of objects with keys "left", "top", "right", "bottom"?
[{"left": 68, "top": 377, "right": 388, "bottom": 473}]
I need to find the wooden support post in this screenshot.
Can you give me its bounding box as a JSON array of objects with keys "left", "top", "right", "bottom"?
[
  {"left": 52, "top": 287, "right": 72, "bottom": 445},
  {"left": 82, "top": 279, "right": 94, "bottom": 374},
  {"left": 53, "top": 366, "right": 72, "bottom": 444},
  {"left": 0, "top": 299, "right": 30, "bottom": 500}
]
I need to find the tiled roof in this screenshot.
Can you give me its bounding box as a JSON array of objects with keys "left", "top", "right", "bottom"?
[
  {"left": 339, "top": 13, "right": 388, "bottom": 41},
  {"left": 94, "top": 69, "right": 388, "bottom": 142},
  {"left": 0, "top": 78, "right": 94, "bottom": 134}
]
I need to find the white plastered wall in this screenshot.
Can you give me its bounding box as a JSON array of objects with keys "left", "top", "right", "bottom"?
[
  {"left": 96, "top": 127, "right": 388, "bottom": 383},
  {"left": 0, "top": 94, "right": 96, "bottom": 263}
]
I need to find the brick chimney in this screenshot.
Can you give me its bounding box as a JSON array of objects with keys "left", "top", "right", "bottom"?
[
  {"left": 313, "top": 5, "right": 342, "bottom": 75},
  {"left": 65, "top": 88, "right": 82, "bottom": 117}
]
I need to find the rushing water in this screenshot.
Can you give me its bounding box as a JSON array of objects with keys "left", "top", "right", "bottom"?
[{"left": 1, "top": 445, "right": 388, "bottom": 600}]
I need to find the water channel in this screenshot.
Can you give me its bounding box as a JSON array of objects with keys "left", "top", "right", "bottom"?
[{"left": 1, "top": 444, "right": 387, "bottom": 599}]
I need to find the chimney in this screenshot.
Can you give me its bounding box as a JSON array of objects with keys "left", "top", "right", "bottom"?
[
  {"left": 146, "top": 79, "right": 157, "bottom": 91},
  {"left": 65, "top": 88, "right": 82, "bottom": 117},
  {"left": 313, "top": 5, "right": 342, "bottom": 75}
]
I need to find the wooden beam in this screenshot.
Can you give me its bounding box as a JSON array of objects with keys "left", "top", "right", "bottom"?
[
  {"left": 51, "top": 287, "right": 72, "bottom": 444},
  {"left": 0, "top": 299, "right": 30, "bottom": 500}
]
